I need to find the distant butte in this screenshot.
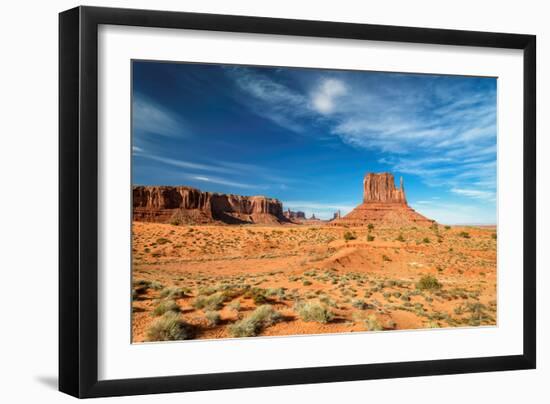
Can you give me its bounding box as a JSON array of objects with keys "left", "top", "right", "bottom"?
[{"left": 333, "top": 173, "right": 434, "bottom": 227}]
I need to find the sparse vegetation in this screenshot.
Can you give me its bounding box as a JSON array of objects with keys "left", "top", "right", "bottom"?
[
  {"left": 365, "top": 314, "right": 383, "bottom": 331},
  {"left": 146, "top": 312, "right": 191, "bottom": 341},
  {"left": 295, "top": 302, "right": 334, "bottom": 324},
  {"left": 396, "top": 233, "right": 405, "bottom": 242},
  {"left": 367, "top": 234, "right": 375, "bottom": 242},
  {"left": 416, "top": 275, "right": 442, "bottom": 291},
  {"left": 205, "top": 310, "right": 221, "bottom": 326},
  {"left": 228, "top": 305, "right": 282, "bottom": 337},
  {"left": 459, "top": 231, "right": 471, "bottom": 239},
  {"left": 344, "top": 231, "right": 357, "bottom": 241},
  {"left": 192, "top": 292, "right": 226, "bottom": 310},
  {"left": 152, "top": 299, "right": 180, "bottom": 316}
]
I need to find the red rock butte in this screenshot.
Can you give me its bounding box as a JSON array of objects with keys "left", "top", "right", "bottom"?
[
  {"left": 333, "top": 173, "right": 434, "bottom": 227},
  {"left": 133, "top": 186, "right": 289, "bottom": 225}
]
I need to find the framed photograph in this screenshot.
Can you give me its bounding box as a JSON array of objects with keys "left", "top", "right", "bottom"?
[{"left": 59, "top": 6, "right": 536, "bottom": 398}]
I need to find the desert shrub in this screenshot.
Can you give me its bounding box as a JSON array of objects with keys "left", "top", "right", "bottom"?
[
  {"left": 459, "top": 231, "right": 471, "bottom": 239},
  {"left": 351, "top": 299, "right": 368, "bottom": 310},
  {"left": 416, "top": 275, "right": 442, "bottom": 291},
  {"left": 382, "top": 255, "right": 392, "bottom": 262},
  {"left": 152, "top": 299, "right": 180, "bottom": 317},
  {"left": 295, "top": 302, "right": 334, "bottom": 324},
  {"left": 425, "top": 321, "right": 440, "bottom": 328},
  {"left": 228, "top": 305, "right": 281, "bottom": 337},
  {"left": 302, "top": 280, "right": 312, "bottom": 286},
  {"left": 149, "top": 280, "right": 163, "bottom": 290},
  {"left": 444, "top": 225, "right": 451, "bottom": 230},
  {"left": 266, "top": 288, "right": 285, "bottom": 298},
  {"left": 205, "top": 310, "right": 221, "bottom": 326},
  {"left": 156, "top": 237, "right": 171, "bottom": 245},
  {"left": 244, "top": 287, "right": 269, "bottom": 304},
  {"left": 343, "top": 231, "right": 357, "bottom": 241},
  {"left": 365, "top": 314, "right": 383, "bottom": 331},
  {"left": 491, "top": 233, "right": 497, "bottom": 240},
  {"left": 319, "top": 295, "right": 338, "bottom": 308},
  {"left": 367, "top": 235, "right": 375, "bottom": 242},
  {"left": 146, "top": 312, "right": 191, "bottom": 341},
  {"left": 192, "top": 292, "right": 226, "bottom": 310},
  {"left": 422, "top": 237, "right": 430, "bottom": 244},
  {"left": 367, "top": 223, "right": 374, "bottom": 230},
  {"left": 160, "top": 287, "right": 187, "bottom": 299},
  {"left": 229, "top": 300, "right": 241, "bottom": 312},
  {"left": 396, "top": 233, "right": 405, "bottom": 242}
]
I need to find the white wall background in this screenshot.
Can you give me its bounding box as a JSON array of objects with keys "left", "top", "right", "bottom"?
[{"left": 0, "top": 0, "right": 546, "bottom": 402}]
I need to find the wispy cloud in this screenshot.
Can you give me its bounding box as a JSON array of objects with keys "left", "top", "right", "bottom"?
[
  {"left": 189, "top": 175, "right": 259, "bottom": 189},
  {"left": 133, "top": 93, "right": 187, "bottom": 137},
  {"left": 451, "top": 188, "right": 496, "bottom": 201},
  {"left": 228, "top": 70, "right": 496, "bottom": 198},
  {"left": 228, "top": 68, "right": 310, "bottom": 132}
]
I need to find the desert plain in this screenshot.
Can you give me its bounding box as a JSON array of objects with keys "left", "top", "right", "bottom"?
[{"left": 132, "top": 174, "right": 497, "bottom": 342}]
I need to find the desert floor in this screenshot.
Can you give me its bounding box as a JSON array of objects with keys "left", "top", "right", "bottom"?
[{"left": 131, "top": 222, "right": 497, "bottom": 342}]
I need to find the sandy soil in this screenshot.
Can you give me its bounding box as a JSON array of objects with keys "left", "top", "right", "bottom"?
[{"left": 131, "top": 221, "right": 497, "bottom": 342}]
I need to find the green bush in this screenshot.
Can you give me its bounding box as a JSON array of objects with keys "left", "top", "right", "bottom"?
[
  {"left": 367, "top": 235, "right": 375, "bottom": 242},
  {"left": 396, "top": 234, "right": 405, "bottom": 242},
  {"left": 416, "top": 275, "right": 442, "bottom": 291},
  {"left": 152, "top": 299, "right": 180, "bottom": 317},
  {"left": 228, "top": 305, "right": 281, "bottom": 337},
  {"left": 295, "top": 302, "right": 334, "bottom": 324},
  {"left": 367, "top": 223, "right": 374, "bottom": 230},
  {"left": 422, "top": 237, "right": 430, "bottom": 244},
  {"left": 146, "top": 312, "right": 191, "bottom": 341},
  {"left": 459, "top": 231, "right": 471, "bottom": 239}
]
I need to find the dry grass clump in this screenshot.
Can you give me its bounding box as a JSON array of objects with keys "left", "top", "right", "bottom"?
[
  {"left": 152, "top": 299, "right": 180, "bottom": 317},
  {"left": 228, "top": 305, "right": 282, "bottom": 337},
  {"left": 205, "top": 310, "right": 221, "bottom": 326},
  {"left": 344, "top": 231, "right": 357, "bottom": 241},
  {"left": 192, "top": 292, "right": 227, "bottom": 310},
  {"left": 146, "top": 312, "right": 192, "bottom": 341},
  {"left": 295, "top": 301, "right": 334, "bottom": 324},
  {"left": 160, "top": 286, "right": 189, "bottom": 299},
  {"left": 416, "top": 275, "right": 442, "bottom": 291},
  {"left": 365, "top": 314, "right": 383, "bottom": 331}
]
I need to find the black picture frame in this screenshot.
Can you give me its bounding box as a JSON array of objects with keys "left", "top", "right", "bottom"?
[{"left": 59, "top": 5, "right": 536, "bottom": 398}]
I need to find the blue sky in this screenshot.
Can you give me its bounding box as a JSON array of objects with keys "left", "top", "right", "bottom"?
[{"left": 132, "top": 61, "right": 497, "bottom": 224}]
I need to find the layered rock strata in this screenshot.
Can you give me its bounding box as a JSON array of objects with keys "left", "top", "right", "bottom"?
[{"left": 133, "top": 186, "right": 288, "bottom": 225}]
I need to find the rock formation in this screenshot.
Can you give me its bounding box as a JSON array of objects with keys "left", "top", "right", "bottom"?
[
  {"left": 332, "top": 210, "right": 341, "bottom": 220},
  {"left": 283, "top": 208, "right": 306, "bottom": 221},
  {"left": 333, "top": 173, "right": 433, "bottom": 227},
  {"left": 133, "top": 186, "right": 288, "bottom": 225},
  {"left": 363, "top": 173, "right": 407, "bottom": 204}
]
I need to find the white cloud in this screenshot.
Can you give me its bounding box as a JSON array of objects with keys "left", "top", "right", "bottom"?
[
  {"left": 451, "top": 188, "right": 496, "bottom": 201},
  {"left": 311, "top": 78, "right": 347, "bottom": 115},
  {"left": 133, "top": 94, "right": 186, "bottom": 137},
  {"left": 190, "top": 175, "right": 260, "bottom": 190}
]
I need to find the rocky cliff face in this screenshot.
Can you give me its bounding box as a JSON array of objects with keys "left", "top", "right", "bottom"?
[
  {"left": 363, "top": 173, "right": 407, "bottom": 204},
  {"left": 133, "top": 186, "right": 287, "bottom": 225}
]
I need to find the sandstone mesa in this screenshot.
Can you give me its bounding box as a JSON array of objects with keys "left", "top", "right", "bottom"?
[{"left": 132, "top": 172, "right": 434, "bottom": 226}]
